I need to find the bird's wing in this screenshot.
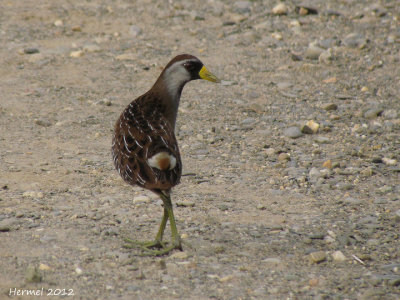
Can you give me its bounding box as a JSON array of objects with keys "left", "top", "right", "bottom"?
[{"left": 112, "top": 95, "right": 182, "bottom": 190}]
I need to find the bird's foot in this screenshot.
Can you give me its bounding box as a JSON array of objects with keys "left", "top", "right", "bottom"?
[
  {"left": 123, "top": 237, "right": 182, "bottom": 256},
  {"left": 123, "top": 237, "right": 165, "bottom": 250}
]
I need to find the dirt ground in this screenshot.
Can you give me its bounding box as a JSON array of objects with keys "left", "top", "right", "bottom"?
[{"left": 0, "top": 0, "right": 399, "bottom": 299}]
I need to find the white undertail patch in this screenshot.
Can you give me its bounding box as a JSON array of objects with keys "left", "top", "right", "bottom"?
[{"left": 148, "top": 152, "right": 176, "bottom": 171}]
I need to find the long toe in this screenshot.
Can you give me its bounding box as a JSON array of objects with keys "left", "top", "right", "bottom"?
[{"left": 123, "top": 238, "right": 165, "bottom": 250}]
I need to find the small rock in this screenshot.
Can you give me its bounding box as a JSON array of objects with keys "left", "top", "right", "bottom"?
[
  {"left": 133, "top": 195, "right": 151, "bottom": 204},
  {"left": 314, "top": 136, "right": 330, "bottom": 144},
  {"left": 382, "top": 109, "right": 398, "bottom": 119},
  {"left": 278, "top": 153, "right": 290, "bottom": 162},
  {"left": 115, "top": 53, "right": 137, "bottom": 61},
  {"left": 83, "top": 44, "right": 101, "bottom": 53},
  {"left": 332, "top": 250, "right": 347, "bottom": 262},
  {"left": 309, "top": 251, "right": 326, "bottom": 263},
  {"left": 382, "top": 157, "right": 397, "bottom": 166},
  {"left": 364, "top": 108, "right": 383, "bottom": 119},
  {"left": 75, "top": 267, "right": 83, "bottom": 275},
  {"left": 272, "top": 3, "right": 288, "bottom": 15},
  {"left": 71, "top": 25, "right": 82, "bottom": 32},
  {"left": 301, "top": 120, "right": 319, "bottom": 134},
  {"left": 39, "top": 263, "right": 51, "bottom": 271},
  {"left": 129, "top": 25, "right": 143, "bottom": 37},
  {"left": 176, "top": 201, "right": 195, "bottom": 207},
  {"left": 26, "top": 266, "right": 42, "bottom": 283},
  {"left": 395, "top": 209, "right": 400, "bottom": 222},
  {"left": 343, "top": 33, "right": 367, "bottom": 49},
  {"left": 34, "top": 119, "right": 52, "bottom": 127},
  {"left": 305, "top": 44, "right": 324, "bottom": 60},
  {"left": 322, "top": 160, "right": 332, "bottom": 169},
  {"left": 262, "top": 257, "right": 282, "bottom": 264},
  {"left": 219, "top": 275, "right": 235, "bottom": 283},
  {"left": 54, "top": 19, "right": 63, "bottom": 27},
  {"left": 296, "top": 5, "right": 318, "bottom": 15},
  {"left": 319, "top": 48, "right": 333, "bottom": 64},
  {"left": 170, "top": 251, "right": 188, "bottom": 259},
  {"left": 70, "top": 50, "right": 84, "bottom": 58},
  {"left": 309, "top": 167, "right": 323, "bottom": 183},
  {"left": 24, "top": 48, "right": 39, "bottom": 54},
  {"left": 283, "top": 126, "right": 303, "bottom": 139},
  {"left": 323, "top": 103, "right": 338, "bottom": 111}
]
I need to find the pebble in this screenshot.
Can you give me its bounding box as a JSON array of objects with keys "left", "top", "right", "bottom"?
[
  {"left": 304, "top": 44, "right": 324, "bottom": 60},
  {"left": 382, "top": 157, "right": 397, "bottom": 166},
  {"left": 272, "top": 3, "right": 288, "bottom": 15},
  {"left": 70, "top": 50, "right": 84, "bottom": 58},
  {"left": 318, "top": 48, "right": 333, "bottom": 64},
  {"left": 301, "top": 120, "right": 319, "bottom": 134},
  {"left": 309, "top": 251, "right": 326, "bottom": 263},
  {"left": 24, "top": 48, "right": 39, "bottom": 54},
  {"left": 83, "top": 44, "right": 101, "bottom": 53},
  {"left": 323, "top": 103, "right": 338, "bottom": 111},
  {"left": 364, "top": 108, "right": 383, "bottom": 119},
  {"left": 133, "top": 195, "right": 151, "bottom": 204},
  {"left": 25, "top": 266, "right": 42, "bottom": 283},
  {"left": 343, "top": 33, "right": 367, "bottom": 49},
  {"left": 0, "top": 218, "right": 18, "bottom": 232},
  {"left": 278, "top": 153, "right": 290, "bottom": 162},
  {"left": 332, "top": 250, "right": 346, "bottom": 262},
  {"left": 34, "top": 119, "right": 52, "bottom": 127},
  {"left": 322, "top": 160, "right": 332, "bottom": 169},
  {"left": 309, "top": 168, "right": 323, "bottom": 183},
  {"left": 129, "top": 25, "right": 143, "bottom": 37},
  {"left": 313, "top": 136, "right": 330, "bottom": 144},
  {"left": 39, "top": 263, "right": 51, "bottom": 271},
  {"left": 176, "top": 201, "right": 195, "bottom": 207},
  {"left": 296, "top": 5, "right": 318, "bottom": 15},
  {"left": 395, "top": 209, "right": 400, "bottom": 222},
  {"left": 283, "top": 126, "right": 303, "bottom": 139},
  {"left": 75, "top": 267, "right": 83, "bottom": 275},
  {"left": 262, "top": 257, "right": 282, "bottom": 264},
  {"left": 54, "top": 19, "right": 63, "bottom": 27}
]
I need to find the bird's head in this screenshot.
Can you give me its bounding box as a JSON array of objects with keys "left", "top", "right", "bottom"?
[{"left": 160, "top": 54, "right": 220, "bottom": 99}]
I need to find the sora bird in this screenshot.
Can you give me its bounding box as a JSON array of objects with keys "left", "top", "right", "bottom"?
[{"left": 112, "top": 54, "right": 220, "bottom": 255}]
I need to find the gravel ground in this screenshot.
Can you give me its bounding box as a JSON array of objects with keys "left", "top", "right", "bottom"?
[{"left": 1, "top": 0, "right": 399, "bottom": 299}]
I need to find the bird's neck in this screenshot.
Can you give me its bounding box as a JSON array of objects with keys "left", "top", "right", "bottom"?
[{"left": 150, "top": 77, "right": 187, "bottom": 129}]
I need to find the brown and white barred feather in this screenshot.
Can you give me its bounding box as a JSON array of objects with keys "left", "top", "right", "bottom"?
[{"left": 112, "top": 91, "right": 182, "bottom": 191}]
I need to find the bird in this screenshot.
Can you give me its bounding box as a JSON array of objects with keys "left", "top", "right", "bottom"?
[{"left": 112, "top": 54, "right": 220, "bottom": 255}]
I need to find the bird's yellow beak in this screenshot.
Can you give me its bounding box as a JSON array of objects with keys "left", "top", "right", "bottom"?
[{"left": 199, "top": 66, "right": 220, "bottom": 83}]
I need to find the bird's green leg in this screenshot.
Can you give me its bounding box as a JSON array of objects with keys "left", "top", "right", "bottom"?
[
  {"left": 127, "top": 193, "right": 182, "bottom": 256},
  {"left": 123, "top": 207, "right": 168, "bottom": 250},
  {"left": 161, "top": 193, "right": 182, "bottom": 251},
  {"left": 124, "top": 193, "right": 183, "bottom": 256}
]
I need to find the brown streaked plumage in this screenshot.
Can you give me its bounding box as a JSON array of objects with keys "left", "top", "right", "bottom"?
[{"left": 112, "top": 54, "right": 220, "bottom": 255}]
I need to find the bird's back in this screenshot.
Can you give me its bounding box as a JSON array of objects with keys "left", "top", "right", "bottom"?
[{"left": 112, "top": 92, "right": 182, "bottom": 191}]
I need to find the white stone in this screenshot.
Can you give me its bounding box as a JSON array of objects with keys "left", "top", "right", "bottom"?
[
  {"left": 382, "top": 157, "right": 397, "bottom": 166},
  {"left": 272, "top": 3, "right": 288, "bottom": 15},
  {"left": 54, "top": 19, "right": 63, "bottom": 27},
  {"left": 133, "top": 195, "right": 151, "bottom": 204},
  {"left": 332, "top": 250, "right": 347, "bottom": 262},
  {"left": 70, "top": 50, "right": 84, "bottom": 58}
]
